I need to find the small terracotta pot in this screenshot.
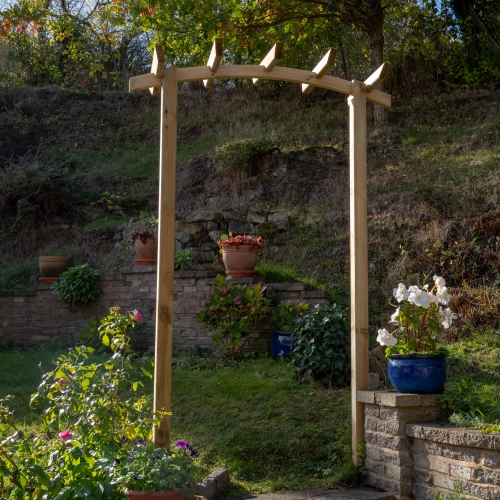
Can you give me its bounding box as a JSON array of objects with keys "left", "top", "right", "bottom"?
[
  {"left": 126, "top": 491, "right": 184, "bottom": 500},
  {"left": 222, "top": 245, "right": 259, "bottom": 277},
  {"left": 134, "top": 237, "right": 158, "bottom": 265},
  {"left": 39, "top": 256, "right": 71, "bottom": 282}
]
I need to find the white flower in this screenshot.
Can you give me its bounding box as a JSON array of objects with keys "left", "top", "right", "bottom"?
[
  {"left": 390, "top": 307, "right": 400, "bottom": 324},
  {"left": 377, "top": 328, "right": 397, "bottom": 347},
  {"left": 428, "top": 292, "right": 438, "bottom": 305},
  {"left": 433, "top": 276, "right": 446, "bottom": 289},
  {"left": 408, "top": 288, "right": 432, "bottom": 309},
  {"left": 436, "top": 286, "right": 451, "bottom": 305},
  {"left": 393, "top": 283, "right": 409, "bottom": 303},
  {"left": 440, "top": 307, "right": 457, "bottom": 329}
]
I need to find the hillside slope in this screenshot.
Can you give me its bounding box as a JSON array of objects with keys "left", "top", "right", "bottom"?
[{"left": 0, "top": 84, "right": 499, "bottom": 337}]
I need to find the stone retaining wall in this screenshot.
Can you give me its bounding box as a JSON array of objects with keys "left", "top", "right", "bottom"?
[
  {"left": 357, "top": 391, "right": 500, "bottom": 500},
  {"left": 0, "top": 267, "right": 329, "bottom": 351}
]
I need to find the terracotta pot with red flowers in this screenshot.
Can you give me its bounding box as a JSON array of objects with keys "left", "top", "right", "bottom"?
[
  {"left": 131, "top": 216, "right": 158, "bottom": 265},
  {"left": 217, "top": 233, "right": 262, "bottom": 277}
]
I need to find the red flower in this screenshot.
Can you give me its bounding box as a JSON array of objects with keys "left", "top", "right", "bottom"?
[{"left": 59, "top": 430, "right": 73, "bottom": 441}]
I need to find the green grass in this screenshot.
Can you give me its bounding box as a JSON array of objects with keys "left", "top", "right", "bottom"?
[{"left": 0, "top": 350, "right": 355, "bottom": 494}]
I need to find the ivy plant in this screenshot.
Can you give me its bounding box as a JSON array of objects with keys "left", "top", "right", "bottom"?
[
  {"left": 290, "top": 304, "right": 351, "bottom": 387},
  {"left": 52, "top": 264, "right": 102, "bottom": 307}
]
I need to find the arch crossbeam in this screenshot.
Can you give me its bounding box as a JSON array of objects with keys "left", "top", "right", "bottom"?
[{"left": 129, "top": 64, "right": 391, "bottom": 108}]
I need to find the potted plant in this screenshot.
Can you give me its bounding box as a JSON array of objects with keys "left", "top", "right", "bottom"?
[
  {"left": 131, "top": 215, "right": 158, "bottom": 265},
  {"left": 110, "top": 441, "right": 200, "bottom": 500},
  {"left": 377, "top": 275, "right": 458, "bottom": 394},
  {"left": 195, "top": 274, "right": 272, "bottom": 359},
  {"left": 217, "top": 233, "right": 262, "bottom": 277},
  {"left": 52, "top": 263, "right": 102, "bottom": 307},
  {"left": 39, "top": 251, "right": 71, "bottom": 284},
  {"left": 270, "top": 302, "right": 309, "bottom": 358}
]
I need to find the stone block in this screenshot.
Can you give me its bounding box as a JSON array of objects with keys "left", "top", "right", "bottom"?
[
  {"left": 468, "top": 432, "right": 495, "bottom": 449},
  {"left": 449, "top": 464, "right": 471, "bottom": 480},
  {"left": 365, "top": 458, "right": 385, "bottom": 476},
  {"left": 414, "top": 469, "right": 434, "bottom": 485},
  {"left": 208, "top": 230, "right": 224, "bottom": 242},
  {"left": 385, "top": 421, "right": 406, "bottom": 436},
  {"left": 379, "top": 448, "right": 413, "bottom": 467},
  {"left": 201, "top": 251, "right": 216, "bottom": 263},
  {"left": 484, "top": 451, "right": 500, "bottom": 469},
  {"left": 378, "top": 476, "right": 413, "bottom": 496},
  {"left": 467, "top": 482, "right": 491, "bottom": 499},
  {"left": 228, "top": 221, "right": 256, "bottom": 235},
  {"left": 301, "top": 290, "right": 325, "bottom": 298},
  {"left": 365, "top": 430, "right": 378, "bottom": 445},
  {"left": 429, "top": 456, "right": 450, "bottom": 475},
  {"left": 201, "top": 242, "right": 218, "bottom": 251},
  {"left": 268, "top": 210, "right": 289, "bottom": 230},
  {"left": 424, "top": 425, "right": 450, "bottom": 444},
  {"left": 357, "top": 391, "right": 376, "bottom": 404},
  {"left": 463, "top": 447, "right": 483, "bottom": 464},
  {"left": 365, "top": 405, "right": 380, "bottom": 417},
  {"left": 375, "top": 392, "right": 421, "bottom": 407},
  {"left": 472, "top": 468, "right": 500, "bottom": 485},
  {"left": 414, "top": 454, "right": 431, "bottom": 470},
  {"left": 438, "top": 443, "right": 462, "bottom": 461},
  {"left": 365, "top": 418, "right": 379, "bottom": 431},
  {"left": 413, "top": 482, "right": 435, "bottom": 500},
  {"left": 407, "top": 425, "right": 426, "bottom": 439},
  {"left": 247, "top": 212, "right": 266, "bottom": 224},
  {"left": 272, "top": 283, "right": 307, "bottom": 291},
  {"left": 186, "top": 210, "right": 220, "bottom": 224},
  {"left": 448, "top": 429, "right": 469, "bottom": 446},
  {"left": 385, "top": 465, "right": 413, "bottom": 481},
  {"left": 378, "top": 433, "right": 409, "bottom": 452},
  {"left": 175, "top": 221, "right": 203, "bottom": 236},
  {"left": 365, "top": 445, "right": 381, "bottom": 461},
  {"left": 206, "top": 221, "right": 218, "bottom": 232},
  {"left": 490, "top": 486, "right": 500, "bottom": 500}
]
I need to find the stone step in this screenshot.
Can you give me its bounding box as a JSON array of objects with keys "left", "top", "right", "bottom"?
[{"left": 237, "top": 488, "right": 394, "bottom": 500}]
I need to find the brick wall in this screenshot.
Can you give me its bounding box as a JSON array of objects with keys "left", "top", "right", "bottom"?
[
  {"left": 358, "top": 391, "right": 500, "bottom": 500},
  {"left": 0, "top": 267, "right": 329, "bottom": 351}
]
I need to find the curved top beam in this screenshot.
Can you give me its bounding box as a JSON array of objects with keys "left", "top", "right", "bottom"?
[{"left": 129, "top": 64, "right": 391, "bottom": 108}]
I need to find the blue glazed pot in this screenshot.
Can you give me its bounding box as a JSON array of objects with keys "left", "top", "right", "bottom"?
[
  {"left": 271, "top": 330, "right": 295, "bottom": 358},
  {"left": 388, "top": 354, "right": 447, "bottom": 394}
]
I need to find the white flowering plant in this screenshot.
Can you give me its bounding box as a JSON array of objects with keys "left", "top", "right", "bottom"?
[{"left": 377, "top": 275, "right": 458, "bottom": 357}]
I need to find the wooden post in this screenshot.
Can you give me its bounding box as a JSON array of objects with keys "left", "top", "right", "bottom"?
[
  {"left": 348, "top": 80, "right": 369, "bottom": 465},
  {"left": 153, "top": 66, "right": 178, "bottom": 448}
]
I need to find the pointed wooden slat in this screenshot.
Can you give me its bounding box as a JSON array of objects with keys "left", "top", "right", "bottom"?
[
  {"left": 253, "top": 42, "right": 283, "bottom": 85},
  {"left": 149, "top": 45, "right": 165, "bottom": 96},
  {"left": 364, "top": 62, "right": 390, "bottom": 93},
  {"left": 302, "top": 48, "right": 337, "bottom": 94},
  {"left": 129, "top": 65, "right": 392, "bottom": 108},
  {"left": 203, "top": 38, "right": 223, "bottom": 88}
]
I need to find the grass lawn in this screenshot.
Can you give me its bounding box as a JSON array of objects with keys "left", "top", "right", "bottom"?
[{"left": 0, "top": 350, "right": 355, "bottom": 495}]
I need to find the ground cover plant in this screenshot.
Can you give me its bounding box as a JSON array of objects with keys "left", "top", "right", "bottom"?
[{"left": 0, "top": 343, "right": 355, "bottom": 495}]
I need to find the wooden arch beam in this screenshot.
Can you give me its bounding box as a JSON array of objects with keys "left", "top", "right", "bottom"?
[
  {"left": 149, "top": 45, "right": 165, "bottom": 96},
  {"left": 253, "top": 42, "right": 283, "bottom": 85},
  {"left": 302, "top": 48, "right": 337, "bottom": 95},
  {"left": 130, "top": 64, "right": 391, "bottom": 108},
  {"left": 204, "top": 38, "right": 223, "bottom": 88},
  {"left": 364, "top": 62, "right": 390, "bottom": 93}
]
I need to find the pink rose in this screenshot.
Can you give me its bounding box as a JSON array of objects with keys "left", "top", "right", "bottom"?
[
  {"left": 59, "top": 430, "right": 73, "bottom": 441},
  {"left": 133, "top": 310, "right": 143, "bottom": 323}
]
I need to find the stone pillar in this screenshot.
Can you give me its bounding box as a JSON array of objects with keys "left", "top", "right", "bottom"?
[{"left": 357, "top": 391, "right": 449, "bottom": 500}]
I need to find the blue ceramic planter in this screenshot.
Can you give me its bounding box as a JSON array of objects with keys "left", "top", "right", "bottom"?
[
  {"left": 388, "top": 354, "right": 447, "bottom": 394},
  {"left": 271, "top": 330, "right": 294, "bottom": 358}
]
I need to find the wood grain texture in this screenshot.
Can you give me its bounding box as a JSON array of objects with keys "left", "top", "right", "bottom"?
[
  {"left": 153, "top": 67, "right": 178, "bottom": 449},
  {"left": 348, "top": 80, "right": 369, "bottom": 466},
  {"left": 253, "top": 42, "right": 283, "bottom": 85},
  {"left": 129, "top": 65, "right": 391, "bottom": 107},
  {"left": 204, "top": 38, "right": 223, "bottom": 88},
  {"left": 364, "top": 62, "right": 390, "bottom": 93},
  {"left": 149, "top": 45, "right": 165, "bottom": 95},
  {"left": 302, "top": 48, "right": 337, "bottom": 94}
]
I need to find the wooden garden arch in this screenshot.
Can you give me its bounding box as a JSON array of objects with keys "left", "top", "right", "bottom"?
[{"left": 129, "top": 40, "right": 391, "bottom": 465}]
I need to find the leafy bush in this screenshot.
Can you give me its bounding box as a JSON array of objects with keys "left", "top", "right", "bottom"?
[
  {"left": 76, "top": 316, "right": 103, "bottom": 349},
  {"left": 175, "top": 248, "right": 193, "bottom": 270},
  {"left": 214, "top": 137, "right": 276, "bottom": 173},
  {"left": 271, "top": 301, "right": 310, "bottom": 333},
  {"left": 195, "top": 274, "right": 273, "bottom": 359},
  {"left": 290, "top": 304, "right": 350, "bottom": 387},
  {"left": 52, "top": 264, "right": 102, "bottom": 307}
]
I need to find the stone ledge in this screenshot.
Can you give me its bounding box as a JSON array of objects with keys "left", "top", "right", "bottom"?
[
  {"left": 407, "top": 424, "right": 500, "bottom": 449},
  {"left": 196, "top": 467, "right": 229, "bottom": 498},
  {"left": 357, "top": 391, "right": 440, "bottom": 407},
  {"left": 0, "top": 290, "right": 37, "bottom": 296}
]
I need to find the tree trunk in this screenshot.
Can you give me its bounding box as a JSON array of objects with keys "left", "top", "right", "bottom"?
[
  {"left": 467, "top": 4, "right": 500, "bottom": 60},
  {"left": 367, "top": 4, "right": 388, "bottom": 128}
]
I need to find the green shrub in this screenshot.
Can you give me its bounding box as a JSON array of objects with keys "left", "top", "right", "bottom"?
[
  {"left": 52, "top": 264, "right": 102, "bottom": 307},
  {"left": 290, "top": 304, "right": 350, "bottom": 387},
  {"left": 76, "top": 316, "right": 104, "bottom": 349},
  {"left": 175, "top": 248, "right": 193, "bottom": 270},
  {"left": 195, "top": 274, "right": 272, "bottom": 359},
  {"left": 214, "top": 137, "right": 276, "bottom": 172}
]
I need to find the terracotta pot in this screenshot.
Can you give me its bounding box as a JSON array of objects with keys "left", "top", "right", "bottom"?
[
  {"left": 222, "top": 245, "right": 259, "bottom": 277},
  {"left": 126, "top": 491, "right": 184, "bottom": 500},
  {"left": 39, "top": 256, "right": 71, "bottom": 282},
  {"left": 134, "top": 237, "right": 158, "bottom": 265}
]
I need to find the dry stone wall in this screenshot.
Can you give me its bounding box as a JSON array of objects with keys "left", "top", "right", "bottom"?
[
  {"left": 358, "top": 390, "right": 500, "bottom": 500},
  {"left": 0, "top": 267, "right": 328, "bottom": 351}
]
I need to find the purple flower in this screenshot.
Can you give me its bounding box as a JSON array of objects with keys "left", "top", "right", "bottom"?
[
  {"left": 175, "top": 440, "right": 187, "bottom": 448},
  {"left": 233, "top": 294, "right": 243, "bottom": 304}
]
